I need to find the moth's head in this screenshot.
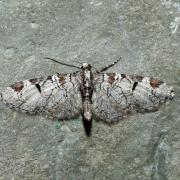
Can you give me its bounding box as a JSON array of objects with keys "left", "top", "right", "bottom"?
[{"left": 81, "top": 63, "right": 92, "bottom": 70}]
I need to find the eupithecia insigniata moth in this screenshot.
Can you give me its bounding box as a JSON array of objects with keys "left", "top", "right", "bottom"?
[{"left": 0, "top": 58, "right": 175, "bottom": 136}]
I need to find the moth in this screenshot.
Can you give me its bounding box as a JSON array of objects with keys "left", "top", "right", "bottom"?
[{"left": 0, "top": 57, "right": 175, "bottom": 136}]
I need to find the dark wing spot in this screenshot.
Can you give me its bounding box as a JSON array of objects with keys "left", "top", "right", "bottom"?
[
  {"left": 129, "top": 75, "right": 144, "bottom": 82},
  {"left": 107, "top": 73, "right": 116, "bottom": 84},
  {"left": 10, "top": 81, "right": 24, "bottom": 92},
  {"left": 57, "top": 74, "right": 66, "bottom": 85},
  {"left": 30, "top": 77, "right": 44, "bottom": 84},
  {"left": 134, "top": 75, "right": 144, "bottom": 82},
  {"left": 35, "top": 84, "right": 41, "bottom": 93},
  {"left": 121, "top": 74, "right": 126, "bottom": 79},
  {"left": 132, "top": 82, "right": 138, "bottom": 91},
  {"left": 150, "top": 78, "right": 164, "bottom": 88},
  {"left": 47, "top": 76, "right": 52, "bottom": 81},
  {"left": 29, "top": 78, "right": 38, "bottom": 84}
]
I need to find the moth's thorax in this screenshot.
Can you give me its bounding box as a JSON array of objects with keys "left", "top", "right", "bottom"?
[{"left": 80, "top": 63, "right": 93, "bottom": 87}]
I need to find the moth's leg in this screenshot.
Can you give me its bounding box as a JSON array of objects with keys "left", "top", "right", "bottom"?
[
  {"left": 48, "top": 109, "right": 57, "bottom": 121},
  {"left": 44, "top": 57, "right": 80, "bottom": 69}
]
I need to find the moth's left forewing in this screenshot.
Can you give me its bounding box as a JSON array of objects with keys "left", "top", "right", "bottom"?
[
  {"left": 92, "top": 73, "right": 174, "bottom": 123},
  {"left": 131, "top": 76, "right": 174, "bottom": 101},
  {"left": 92, "top": 73, "right": 124, "bottom": 123}
]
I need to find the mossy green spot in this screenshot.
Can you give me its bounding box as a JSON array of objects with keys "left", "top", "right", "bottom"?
[{"left": 55, "top": 122, "right": 61, "bottom": 129}]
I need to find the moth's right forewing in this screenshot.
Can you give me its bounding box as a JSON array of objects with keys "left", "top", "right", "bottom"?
[{"left": 1, "top": 73, "right": 82, "bottom": 120}]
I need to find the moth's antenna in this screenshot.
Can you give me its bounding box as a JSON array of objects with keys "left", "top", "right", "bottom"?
[
  {"left": 98, "top": 57, "right": 121, "bottom": 72},
  {"left": 44, "top": 57, "right": 81, "bottom": 69}
]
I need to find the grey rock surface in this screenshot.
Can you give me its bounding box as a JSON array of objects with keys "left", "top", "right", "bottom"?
[{"left": 0, "top": 0, "right": 179, "bottom": 179}]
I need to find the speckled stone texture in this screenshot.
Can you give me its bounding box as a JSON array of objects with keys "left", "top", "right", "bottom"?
[{"left": 0, "top": 0, "right": 179, "bottom": 180}]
